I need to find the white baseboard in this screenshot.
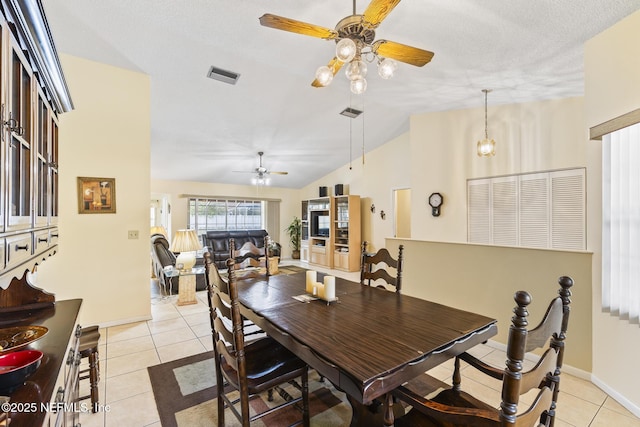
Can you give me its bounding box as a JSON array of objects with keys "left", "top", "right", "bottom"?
[
  {"left": 95, "top": 314, "right": 152, "bottom": 329},
  {"left": 485, "top": 339, "right": 640, "bottom": 417},
  {"left": 591, "top": 375, "right": 640, "bottom": 419}
]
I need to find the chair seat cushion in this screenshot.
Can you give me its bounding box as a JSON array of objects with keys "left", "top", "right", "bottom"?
[{"left": 220, "top": 336, "right": 306, "bottom": 394}]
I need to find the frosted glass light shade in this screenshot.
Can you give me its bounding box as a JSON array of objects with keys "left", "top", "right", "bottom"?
[
  {"left": 477, "top": 138, "right": 496, "bottom": 157},
  {"left": 336, "top": 38, "right": 357, "bottom": 62},
  {"left": 378, "top": 58, "right": 397, "bottom": 79},
  {"left": 345, "top": 60, "right": 367, "bottom": 81},
  {"left": 350, "top": 77, "right": 367, "bottom": 94},
  {"left": 315, "top": 65, "right": 334, "bottom": 86}
]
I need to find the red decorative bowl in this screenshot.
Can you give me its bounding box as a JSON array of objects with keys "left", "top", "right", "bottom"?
[{"left": 0, "top": 350, "right": 43, "bottom": 393}]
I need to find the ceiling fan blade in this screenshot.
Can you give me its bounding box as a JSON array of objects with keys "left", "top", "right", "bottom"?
[
  {"left": 232, "top": 171, "right": 256, "bottom": 174},
  {"left": 373, "top": 40, "right": 434, "bottom": 67},
  {"left": 259, "top": 14, "right": 338, "bottom": 39},
  {"left": 363, "top": 0, "right": 402, "bottom": 28},
  {"left": 311, "top": 57, "right": 345, "bottom": 87},
  {"left": 268, "top": 171, "right": 289, "bottom": 175}
]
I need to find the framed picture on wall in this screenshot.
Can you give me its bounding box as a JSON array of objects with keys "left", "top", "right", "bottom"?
[{"left": 77, "top": 177, "right": 116, "bottom": 214}]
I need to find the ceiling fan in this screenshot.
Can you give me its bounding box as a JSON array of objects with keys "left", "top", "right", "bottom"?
[
  {"left": 234, "top": 152, "right": 288, "bottom": 185},
  {"left": 259, "top": 0, "right": 434, "bottom": 93}
]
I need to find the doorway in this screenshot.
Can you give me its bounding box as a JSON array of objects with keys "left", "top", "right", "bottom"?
[{"left": 393, "top": 188, "right": 411, "bottom": 238}]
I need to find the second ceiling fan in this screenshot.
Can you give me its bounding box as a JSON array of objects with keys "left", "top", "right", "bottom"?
[{"left": 259, "top": 0, "right": 434, "bottom": 94}]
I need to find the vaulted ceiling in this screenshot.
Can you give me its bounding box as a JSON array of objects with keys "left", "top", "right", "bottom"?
[{"left": 44, "top": 0, "right": 640, "bottom": 188}]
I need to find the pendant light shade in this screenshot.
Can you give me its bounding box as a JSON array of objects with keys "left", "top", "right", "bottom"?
[{"left": 477, "top": 89, "right": 496, "bottom": 157}]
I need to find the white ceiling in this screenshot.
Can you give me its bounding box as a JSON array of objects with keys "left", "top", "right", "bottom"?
[{"left": 43, "top": 0, "right": 640, "bottom": 189}]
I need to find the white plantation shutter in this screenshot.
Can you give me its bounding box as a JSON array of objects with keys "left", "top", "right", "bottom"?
[
  {"left": 492, "top": 177, "right": 518, "bottom": 246},
  {"left": 468, "top": 168, "right": 585, "bottom": 250},
  {"left": 468, "top": 179, "right": 491, "bottom": 244},
  {"left": 603, "top": 123, "right": 640, "bottom": 324},
  {"left": 519, "top": 173, "right": 549, "bottom": 248},
  {"left": 551, "top": 169, "right": 585, "bottom": 250}
]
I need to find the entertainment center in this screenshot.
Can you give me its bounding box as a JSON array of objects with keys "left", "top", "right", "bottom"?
[{"left": 301, "top": 195, "right": 361, "bottom": 272}]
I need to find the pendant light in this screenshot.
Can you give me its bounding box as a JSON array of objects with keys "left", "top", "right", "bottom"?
[{"left": 477, "top": 89, "right": 496, "bottom": 157}]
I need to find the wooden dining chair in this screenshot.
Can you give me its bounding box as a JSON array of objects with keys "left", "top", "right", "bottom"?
[
  {"left": 360, "top": 241, "right": 404, "bottom": 292},
  {"left": 230, "top": 236, "right": 270, "bottom": 279},
  {"left": 207, "top": 257, "right": 310, "bottom": 427},
  {"left": 204, "top": 252, "right": 265, "bottom": 342},
  {"left": 392, "top": 276, "right": 573, "bottom": 427}
]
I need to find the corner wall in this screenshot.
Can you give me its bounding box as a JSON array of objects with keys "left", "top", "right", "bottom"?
[
  {"left": 585, "top": 9, "right": 640, "bottom": 413},
  {"left": 35, "top": 54, "right": 152, "bottom": 326}
]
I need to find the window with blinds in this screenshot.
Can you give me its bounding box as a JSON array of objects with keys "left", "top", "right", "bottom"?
[
  {"left": 467, "top": 168, "right": 585, "bottom": 250},
  {"left": 188, "top": 198, "right": 264, "bottom": 235}
]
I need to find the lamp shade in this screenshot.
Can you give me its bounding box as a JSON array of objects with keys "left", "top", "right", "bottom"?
[
  {"left": 150, "top": 225, "right": 167, "bottom": 237},
  {"left": 170, "top": 229, "right": 202, "bottom": 270}
]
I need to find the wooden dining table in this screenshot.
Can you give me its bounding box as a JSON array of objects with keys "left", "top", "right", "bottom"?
[{"left": 236, "top": 270, "right": 497, "bottom": 426}]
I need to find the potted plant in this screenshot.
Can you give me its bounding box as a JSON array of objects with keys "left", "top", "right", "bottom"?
[{"left": 285, "top": 216, "right": 302, "bottom": 259}]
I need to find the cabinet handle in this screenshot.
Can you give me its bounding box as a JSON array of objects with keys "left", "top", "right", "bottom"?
[
  {"left": 38, "top": 237, "right": 48, "bottom": 243},
  {"left": 51, "top": 233, "right": 59, "bottom": 238},
  {"left": 14, "top": 244, "right": 29, "bottom": 251},
  {"left": 67, "top": 348, "right": 74, "bottom": 365},
  {"left": 3, "top": 112, "right": 23, "bottom": 136}
]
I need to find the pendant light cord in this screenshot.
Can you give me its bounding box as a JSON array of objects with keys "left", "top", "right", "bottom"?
[{"left": 483, "top": 89, "right": 490, "bottom": 139}]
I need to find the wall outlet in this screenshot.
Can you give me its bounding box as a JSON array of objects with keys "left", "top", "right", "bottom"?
[{"left": 128, "top": 230, "right": 139, "bottom": 239}]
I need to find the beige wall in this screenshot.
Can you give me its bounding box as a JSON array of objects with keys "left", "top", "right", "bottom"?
[
  {"left": 409, "top": 97, "right": 587, "bottom": 243},
  {"left": 150, "top": 180, "right": 301, "bottom": 258},
  {"left": 35, "top": 55, "right": 152, "bottom": 327},
  {"left": 386, "top": 238, "right": 592, "bottom": 372},
  {"left": 585, "top": 9, "right": 640, "bottom": 411},
  {"left": 301, "top": 132, "right": 411, "bottom": 252}
]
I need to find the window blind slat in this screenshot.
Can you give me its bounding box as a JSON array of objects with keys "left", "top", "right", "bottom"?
[{"left": 602, "top": 122, "right": 640, "bottom": 325}]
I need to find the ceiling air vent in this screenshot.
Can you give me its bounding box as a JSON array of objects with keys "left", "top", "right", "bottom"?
[
  {"left": 207, "top": 66, "right": 240, "bottom": 85},
  {"left": 340, "top": 107, "right": 363, "bottom": 118}
]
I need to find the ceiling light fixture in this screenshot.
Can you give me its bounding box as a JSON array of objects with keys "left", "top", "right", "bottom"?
[
  {"left": 477, "top": 89, "right": 496, "bottom": 157},
  {"left": 314, "top": 0, "right": 401, "bottom": 95}
]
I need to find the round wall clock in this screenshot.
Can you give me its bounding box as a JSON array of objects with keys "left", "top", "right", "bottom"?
[{"left": 428, "top": 192, "right": 443, "bottom": 217}]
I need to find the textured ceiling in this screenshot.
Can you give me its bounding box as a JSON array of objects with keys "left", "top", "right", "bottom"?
[{"left": 43, "top": 0, "right": 640, "bottom": 188}]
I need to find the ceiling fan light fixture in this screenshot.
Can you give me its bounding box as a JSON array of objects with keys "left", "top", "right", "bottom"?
[
  {"left": 336, "top": 38, "right": 357, "bottom": 62},
  {"left": 345, "top": 59, "right": 367, "bottom": 81},
  {"left": 377, "top": 58, "right": 397, "bottom": 79},
  {"left": 350, "top": 77, "right": 367, "bottom": 95},
  {"left": 315, "top": 65, "right": 334, "bottom": 86}
]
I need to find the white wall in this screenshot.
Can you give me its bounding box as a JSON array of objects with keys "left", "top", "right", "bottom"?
[
  {"left": 150, "top": 180, "right": 301, "bottom": 258},
  {"left": 35, "top": 55, "right": 152, "bottom": 327},
  {"left": 585, "top": 9, "right": 640, "bottom": 413}
]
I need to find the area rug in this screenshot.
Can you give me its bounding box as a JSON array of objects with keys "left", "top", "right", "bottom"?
[
  {"left": 274, "top": 265, "right": 307, "bottom": 275},
  {"left": 148, "top": 351, "right": 352, "bottom": 427}
]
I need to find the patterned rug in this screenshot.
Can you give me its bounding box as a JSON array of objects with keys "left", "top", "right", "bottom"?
[
  {"left": 148, "top": 351, "right": 353, "bottom": 427},
  {"left": 274, "top": 265, "right": 308, "bottom": 275}
]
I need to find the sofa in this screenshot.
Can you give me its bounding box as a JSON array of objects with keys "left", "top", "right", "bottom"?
[
  {"left": 150, "top": 234, "right": 207, "bottom": 292},
  {"left": 201, "top": 230, "right": 279, "bottom": 270}
]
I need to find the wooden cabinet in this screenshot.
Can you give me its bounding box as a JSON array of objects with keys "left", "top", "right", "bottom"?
[
  {"left": 332, "top": 195, "right": 361, "bottom": 272},
  {"left": 0, "top": 1, "right": 72, "bottom": 286},
  {"left": 1, "top": 298, "right": 83, "bottom": 427},
  {"left": 303, "top": 195, "right": 361, "bottom": 271}
]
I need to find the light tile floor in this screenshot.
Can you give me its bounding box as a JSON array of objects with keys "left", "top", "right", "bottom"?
[{"left": 77, "top": 264, "right": 640, "bottom": 427}]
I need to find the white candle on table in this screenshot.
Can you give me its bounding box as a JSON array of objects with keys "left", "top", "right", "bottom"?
[
  {"left": 315, "top": 283, "right": 325, "bottom": 299},
  {"left": 306, "top": 271, "right": 316, "bottom": 293},
  {"left": 324, "top": 276, "right": 336, "bottom": 301}
]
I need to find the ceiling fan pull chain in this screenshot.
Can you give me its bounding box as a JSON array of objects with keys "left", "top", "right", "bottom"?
[{"left": 361, "top": 99, "right": 365, "bottom": 165}]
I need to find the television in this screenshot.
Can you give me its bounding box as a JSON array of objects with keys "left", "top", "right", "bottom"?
[{"left": 311, "top": 211, "right": 330, "bottom": 237}]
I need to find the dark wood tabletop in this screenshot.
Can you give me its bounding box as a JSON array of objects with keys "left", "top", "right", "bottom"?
[{"left": 237, "top": 271, "right": 497, "bottom": 408}]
